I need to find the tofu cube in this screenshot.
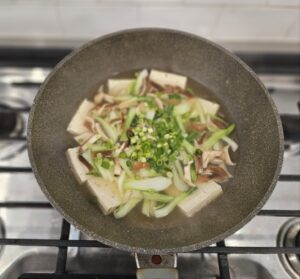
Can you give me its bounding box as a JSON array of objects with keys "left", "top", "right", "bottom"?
[
  {"left": 149, "top": 69, "right": 187, "bottom": 89},
  {"left": 108, "top": 79, "right": 133, "bottom": 95},
  {"left": 198, "top": 98, "right": 220, "bottom": 115},
  {"left": 74, "top": 132, "right": 93, "bottom": 145},
  {"left": 178, "top": 181, "right": 223, "bottom": 217},
  {"left": 66, "top": 147, "right": 89, "bottom": 184},
  {"left": 86, "top": 177, "right": 121, "bottom": 215},
  {"left": 67, "top": 99, "right": 94, "bottom": 136}
]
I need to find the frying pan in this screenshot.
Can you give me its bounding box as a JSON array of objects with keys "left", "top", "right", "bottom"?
[{"left": 28, "top": 29, "right": 283, "bottom": 258}]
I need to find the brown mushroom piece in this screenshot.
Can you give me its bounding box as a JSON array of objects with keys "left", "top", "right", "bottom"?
[{"left": 204, "top": 165, "right": 229, "bottom": 183}]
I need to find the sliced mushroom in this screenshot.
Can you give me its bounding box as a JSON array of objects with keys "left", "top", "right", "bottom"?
[
  {"left": 204, "top": 165, "right": 229, "bottom": 183},
  {"left": 220, "top": 145, "right": 235, "bottom": 166},
  {"left": 202, "top": 150, "right": 223, "bottom": 169},
  {"left": 195, "top": 156, "right": 203, "bottom": 174},
  {"left": 196, "top": 175, "right": 211, "bottom": 184},
  {"left": 187, "top": 122, "right": 207, "bottom": 132},
  {"left": 84, "top": 116, "right": 96, "bottom": 133}
]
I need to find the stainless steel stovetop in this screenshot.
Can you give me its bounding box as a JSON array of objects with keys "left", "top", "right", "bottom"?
[{"left": 0, "top": 51, "right": 299, "bottom": 279}]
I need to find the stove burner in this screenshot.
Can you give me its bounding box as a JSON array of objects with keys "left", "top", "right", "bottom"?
[
  {"left": 277, "top": 218, "right": 300, "bottom": 279},
  {"left": 0, "top": 104, "right": 18, "bottom": 136},
  {"left": 0, "top": 99, "right": 26, "bottom": 161},
  {"left": 0, "top": 217, "right": 5, "bottom": 258}
]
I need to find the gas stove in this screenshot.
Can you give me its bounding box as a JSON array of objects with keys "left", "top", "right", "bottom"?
[{"left": 0, "top": 48, "right": 299, "bottom": 279}]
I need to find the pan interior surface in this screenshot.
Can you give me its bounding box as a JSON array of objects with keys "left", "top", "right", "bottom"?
[{"left": 28, "top": 29, "right": 283, "bottom": 253}]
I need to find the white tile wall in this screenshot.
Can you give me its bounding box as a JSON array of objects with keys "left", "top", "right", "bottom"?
[
  {"left": 136, "top": 6, "right": 220, "bottom": 36},
  {"left": 0, "top": 5, "right": 62, "bottom": 38},
  {"left": 57, "top": 6, "right": 138, "bottom": 39},
  {"left": 0, "top": 0, "right": 299, "bottom": 49},
  {"left": 212, "top": 7, "right": 299, "bottom": 40}
]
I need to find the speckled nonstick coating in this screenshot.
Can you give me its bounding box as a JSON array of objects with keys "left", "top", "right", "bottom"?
[{"left": 27, "top": 28, "right": 283, "bottom": 254}]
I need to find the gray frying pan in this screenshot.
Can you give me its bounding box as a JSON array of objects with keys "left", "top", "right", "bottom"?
[{"left": 28, "top": 29, "right": 283, "bottom": 258}]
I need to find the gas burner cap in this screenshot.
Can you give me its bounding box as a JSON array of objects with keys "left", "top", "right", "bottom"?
[
  {"left": 0, "top": 217, "right": 5, "bottom": 258},
  {"left": 0, "top": 98, "right": 27, "bottom": 161},
  {"left": 277, "top": 218, "right": 300, "bottom": 279}
]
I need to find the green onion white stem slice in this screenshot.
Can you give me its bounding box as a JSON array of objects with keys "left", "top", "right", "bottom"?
[
  {"left": 175, "top": 115, "right": 186, "bottom": 133},
  {"left": 172, "top": 167, "right": 189, "bottom": 191},
  {"left": 120, "top": 112, "right": 136, "bottom": 141},
  {"left": 124, "top": 177, "right": 172, "bottom": 191},
  {"left": 222, "top": 136, "right": 238, "bottom": 152},
  {"left": 134, "top": 69, "right": 148, "bottom": 95},
  {"left": 142, "top": 199, "right": 151, "bottom": 217},
  {"left": 145, "top": 109, "right": 156, "bottom": 120},
  {"left": 98, "top": 166, "right": 114, "bottom": 182},
  {"left": 200, "top": 124, "right": 235, "bottom": 152},
  {"left": 154, "top": 189, "right": 194, "bottom": 218},
  {"left": 143, "top": 191, "right": 174, "bottom": 202},
  {"left": 119, "top": 159, "right": 134, "bottom": 178},
  {"left": 173, "top": 102, "right": 191, "bottom": 116},
  {"left": 113, "top": 197, "right": 142, "bottom": 219},
  {"left": 93, "top": 116, "right": 118, "bottom": 142},
  {"left": 80, "top": 149, "right": 93, "bottom": 166},
  {"left": 182, "top": 140, "right": 196, "bottom": 155},
  {"left": 88, "top": 143, "right": 114, "bottom": 152}
]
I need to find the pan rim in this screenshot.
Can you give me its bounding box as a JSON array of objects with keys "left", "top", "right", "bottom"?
[{"left": 27, "top": 27, "right": 284, "bottom": 254}]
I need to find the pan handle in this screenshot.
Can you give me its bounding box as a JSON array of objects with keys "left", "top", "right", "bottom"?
[{"left": 135, "top": 253, "right": 179, "bottom": 279}]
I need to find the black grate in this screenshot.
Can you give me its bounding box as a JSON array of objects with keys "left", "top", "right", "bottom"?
[{"left": 0, "top": 50, "right": 299, "bottom": 279}]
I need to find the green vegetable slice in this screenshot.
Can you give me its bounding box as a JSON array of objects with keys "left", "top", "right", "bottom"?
[
  {"left": 200, "top": 124, "right": 235, "bottom": 152},
  {"left": 113, "top": 197, "right": 142, "bottom": 219},
  {"left": 93, "top": 115, "right": 118, "bottom": 142},
  {"left": 154, "top": 188, "right": 194, "bottom": 218},
  {"left": 143, "top": 191, "right": 174, "bottom": 202}
]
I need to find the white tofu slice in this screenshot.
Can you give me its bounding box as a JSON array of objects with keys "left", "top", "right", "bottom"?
[
  {"left": 80, "top": 134, "right": 101, "bottom": 152},
  {"left": 198, "top": 98, "right": 220, "bottom": 115},
  {"left": 86, "top": 176, "right": 121, "bottom": 215},
  {"left": 108, "top": 79, "right": 133, "bottom": 95},
  {"left": 178, "top": 181, "right": 223, "bottom": 217},
  {"left": 149, "top": 69, "right": 187, "bottom": 89},
  {"left": 74, "top": 132, "right": 93, "bottom": 145},
  {"left": 66, "top": 147, "right": 89, "bottom": 184},
  {"left": 67, "top": 99, "right": 94, "bottom": 136}
]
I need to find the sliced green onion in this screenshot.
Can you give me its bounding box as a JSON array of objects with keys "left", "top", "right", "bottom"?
[
  {"left": 172, "top": 166, "right": 189, "bottom": 191},
  {"left": 175, "top": 115, "right": 186, "bottom": 133},
  {"left": 113, "top": 197, "right": 142, "bottom": 219},
  {"left": 120, "top": 107, "right": 137, "bottom": 141},
  {"left": 182, "top": 139, "right": 196, "bottom": 155},
  {"left": 145, "top": 109, "right": 156, "bottom": 120},
  {"left": 134, "top": 69, "right": 148, "bottom": 95},
  {"left": 142, "top": 199, "right": 151, "bottom": 217},
  {"left": 80, "top": 149, "right": 93, "bottom": 166},
  {"left": 93, "top": 116, "right": 118, "bottom": 142},
  {"left": 154, "top": 189, "right": 194, "bottom": 218},
  {"left": 124, "top": 177, "right": 172, "bottom": 191},
  {"left": 200, "top": 124, "right": 235, "bottom": 152},
  {"left": 88, "top": 143, "right": 115, "bottom": 152},
  {"left": 143, "top": 191, "right": 174, "bottom": 202},
  {"left": 173, "top": 102, "right": 190, "bottom": 116},
  {"left": 222, "top": 136, "right": 238, "bottom": 152},
  {"left": 119, "top": 159, "right": 134, "bottom": 178}
]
